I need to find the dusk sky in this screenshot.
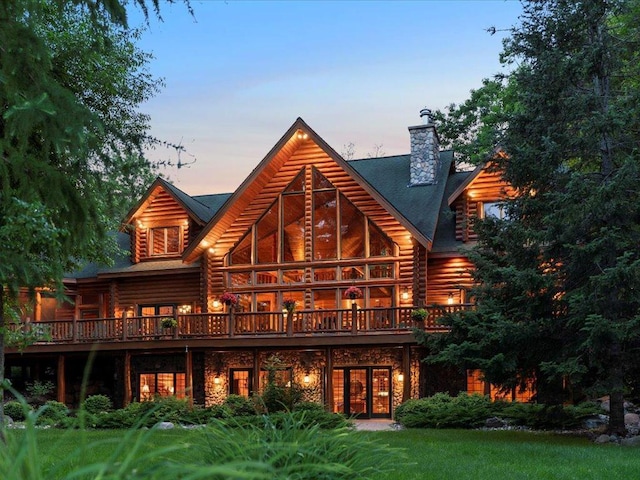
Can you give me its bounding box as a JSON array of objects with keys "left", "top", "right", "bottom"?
[{"left": 131, "top": 1, "right": 523, "bottom": 195}]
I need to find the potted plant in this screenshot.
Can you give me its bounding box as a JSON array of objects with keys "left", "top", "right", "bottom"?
[
  {"left": 219, "top": 291, "right": 238, "bottom": 306},
  {"left": 411, "top": 308, "right": 428, "bottom": 322},
  {"left": 161, "top": 317, "right": 177, "bottom": 329},
  {"left": 344, "top": 286, "right": 363, "bottom": 300},
  {"left": 282, "top": 298, "right": 297, "bottom": 314}
]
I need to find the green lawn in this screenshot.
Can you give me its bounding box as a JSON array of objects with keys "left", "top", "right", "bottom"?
[{"left": 5, "top": 427, "right": 640, "bottom": 479}]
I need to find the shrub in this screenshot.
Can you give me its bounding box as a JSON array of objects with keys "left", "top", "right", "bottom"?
[
  {"left": 396, "top": 393, "right": 606, "bottom": 431},
  {"left": 36, "top": 400, "right": 69, "bottom": 426},
  {"left": 395, "top": 393, "right": 494, "bottom": 429},
  {"left": 223, "top": 394, "right": 257, "bottom": 417},
  {"left": 82, "top": 394, "right": 113, "bottom": 414},
  {"left": 3, "top": 400, "right": 31, "bottom": 421},
  {"left": 25, "top": 380, "right": 54, "bottom": 407},
  {"left": 500, "top": 401, "right": 603, "bottom": 430}
]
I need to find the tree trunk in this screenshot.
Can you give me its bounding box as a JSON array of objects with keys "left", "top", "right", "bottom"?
[
  {"left": 608, "top": 339, "right": 626, "bottom": 435},
  {"left": 0, "top": 287, "right": 5, "bottom": 442}
]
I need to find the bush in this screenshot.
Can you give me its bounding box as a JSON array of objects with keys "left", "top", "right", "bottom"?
[
  {"left": 82, "top": 394, "right": 113, "bottom": 414},
  {"left": 3, "top": 400, "right": 31, "bottom": 421},
  {"left": 500, "top": 401, "right": 603, "bottom": 430},
  {"left": 395, "top": 393, "right": 495, "bottom": 429},
  {"left": 258, "top": 382, "right": 304, "bottom": 413},
  {"left": 35, "top": 400, "right": 69, "bottom": 426},
  {"left": 395, "top": 393, "right": 605, "bottom": 430},
  {"left": 223, "top": 394, "right": 257, "bottom": 417},
  {"left": 25, "top": 380, "right": 54, "bottom": 407}
]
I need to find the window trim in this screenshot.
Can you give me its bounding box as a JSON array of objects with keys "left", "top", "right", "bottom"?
[{"left": 149, "top": 225, "right": 182, "bottom": 257}]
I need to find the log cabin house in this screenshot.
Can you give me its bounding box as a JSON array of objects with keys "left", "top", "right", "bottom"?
[{"left": 6, "top": 110, "right": 524, "bottom": 418}]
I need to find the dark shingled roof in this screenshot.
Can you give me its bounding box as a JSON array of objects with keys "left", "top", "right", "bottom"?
[
  {"left": 67, "top": 147, "right": 462, "bottom": 281},
  {"left": 161, "top": 181, "right": 225, "bottom": 224},
  {"left": 67, "top": 232, "right": 131, "bottom": 279},
  {"left": 192, "top": 193, "right": 232, "bottom": 221},
  {"left": 349, "top": 150, "right": 455, "bottom": 243},
  {"left": 431, "top": 171, "right": 474, "bottom": 253}
]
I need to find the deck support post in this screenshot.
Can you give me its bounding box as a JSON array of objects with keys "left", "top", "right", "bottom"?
[
  {"left": 56, "top": 355, "right": 65, "bottom": 404},
  {"left": 185, "top": 347, "right": 193, "bottom": 407},
  {"left": 124, "top": 351, "right": 131, "bottom": 406},
  {"left": 253, "top": 349, "right": 260, "bottom": 393},
  {"left": 402, "top": 345, "right": 411, "bottom": 403},
  {"left": 325, "top": 347, "right": 333, "bottom": 412}
]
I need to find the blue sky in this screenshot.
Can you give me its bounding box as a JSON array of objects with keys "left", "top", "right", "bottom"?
[{"left": 131, "top": 1, "right": 522, "bottom": 194}]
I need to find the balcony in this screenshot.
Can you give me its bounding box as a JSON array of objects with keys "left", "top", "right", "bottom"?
[{"left": 8, "top": 304, "right": 474, "bottom": 351}]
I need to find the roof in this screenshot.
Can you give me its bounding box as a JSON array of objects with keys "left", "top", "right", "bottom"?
[
  {"left": 192, "top": 193, "right": 233, "bottom": 220},
  {"left": 67, "top": 118, "right": 468, "bottom": 281},
  {"left": 161, "top": 181, "right": 226, "bottom": 223},
  {"left": 431, "top": 171, "right": 474, "bottom": 253},
  {"left": 349, "top": 150, "right": 454, "bottom": 243}
]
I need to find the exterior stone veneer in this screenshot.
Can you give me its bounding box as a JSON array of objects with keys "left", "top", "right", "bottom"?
[
  {"left": 204, "top": 347, "right": 421, "bottom": 411},
  {"left": 409, "top": 122, "right": 440, "bottom": 186}
]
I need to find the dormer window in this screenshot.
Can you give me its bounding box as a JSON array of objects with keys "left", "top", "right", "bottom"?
[{"left": 150, "top": 226, "right": 181, "bottom": 256}]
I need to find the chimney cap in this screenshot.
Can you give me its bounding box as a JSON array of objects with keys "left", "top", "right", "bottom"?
[{"left": 419, "top": 108, "right": 433, "bottom": 125}]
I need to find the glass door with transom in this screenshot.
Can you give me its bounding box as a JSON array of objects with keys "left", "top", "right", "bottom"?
[{"left": 332, "top": 367, "right": 391, "bottom": 418}]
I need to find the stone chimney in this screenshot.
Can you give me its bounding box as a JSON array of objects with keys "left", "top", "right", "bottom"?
[{"left": 408, "top": 108, "right": 440, "bottom": 186}]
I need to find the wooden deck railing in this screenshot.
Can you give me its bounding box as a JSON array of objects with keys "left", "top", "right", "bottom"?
[{"left": 10, "top": 304, "right": 474, "bottom": 345}]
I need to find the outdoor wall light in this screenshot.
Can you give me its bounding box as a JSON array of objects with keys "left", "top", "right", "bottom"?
[
  {"left": 213, "top": 376, "right": 221, "bottom": 385},
  {"left": 447, "top": 293, "right": 455, "bottom": 305},
  {"left": 212, "top": 300, "right": 221, "bottom": 309},
  {"left": 303, "top": 374, "right": 310, "bottom": 384},
  {"left": 402, "top": 288, "right": 409, "bottom": 301},
  {"left": 397, "top": 373, "right": 404, "bottom": 382}
]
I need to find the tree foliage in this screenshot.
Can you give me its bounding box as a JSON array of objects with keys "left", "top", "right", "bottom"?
[
  {"left": 422, "top": 0, "right": 640, "bottom": 434},
  {"left": 0, "top": 0, "right": 188, "bottom": 432}
]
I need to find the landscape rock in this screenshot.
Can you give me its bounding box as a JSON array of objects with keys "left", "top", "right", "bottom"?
[
  {"left": 485, "top": 417, "right": 508, "bottom": 429},
  {"left": 155, "top": 421, "right": 175, "bottom": 430},
  {"left": 594, "top": 434, "right": 612, "bottom": 444},
  {"left": 583, "top": 415, "right": 608, "bottom": 430},
  {"left": 624, "top": 413, "right": 639, "bottom": 425},
  {"left": 621, "top": 436, "right": 640, "bottom": 447}
]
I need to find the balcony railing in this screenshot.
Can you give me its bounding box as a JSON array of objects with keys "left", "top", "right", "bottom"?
[{"left": 9, "top": 304, "right": 474, "bottom": 345}]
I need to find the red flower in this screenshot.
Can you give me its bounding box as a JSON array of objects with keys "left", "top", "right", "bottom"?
[
  {"left": 344, "top": 286, "right": 363, "bottom": 299},
  {"left": 220, "top": 292, "right": 238, "bottom": 305}
]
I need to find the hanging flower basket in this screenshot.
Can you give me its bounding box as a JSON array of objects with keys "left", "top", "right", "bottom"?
[
  {"left": 344, "top": 286, "right": 363, "bottom": 300},
  {"left": 219, "top": 292, "right": 238, "bottom": 306},
  {"left": 411, "top": 308, "right": 428, "bottom": 322},
  {"left": 282, "top": 298, "right": 297, "bottom": 313},
  {"left": 161, "top": 317, "right": 177, "bottom": 329}
]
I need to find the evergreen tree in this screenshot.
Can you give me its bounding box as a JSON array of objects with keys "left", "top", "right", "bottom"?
[{"left": 422, "top": 0, "right": 640, "bottom": 434}]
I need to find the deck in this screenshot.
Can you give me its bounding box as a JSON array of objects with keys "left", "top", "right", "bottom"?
[{"left": 9, "top": 304, "right": 473, "bottom": 352}]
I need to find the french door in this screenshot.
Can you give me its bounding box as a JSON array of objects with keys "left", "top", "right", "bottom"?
[{"left": 332, "top": 367, "right": 391, "bottom": 418}]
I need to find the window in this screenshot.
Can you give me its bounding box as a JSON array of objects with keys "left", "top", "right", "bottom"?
[
  {"left": 150, "top": 226, "right": 181, "bottom": 256},
  {"left": 230, "top": 369, "right": 252, "bottom": 397},
  {"left": 481, "top": 202, "right": 507, "bottom": 220},
  {"left": 230, "top": 167, "right": 395, "bottom": 265},
  {"left": 260, "top": 367, "right": 293, "bottom": 390},
  {"left": 466, "top": 369, "right": 535, "bottom": 402},
  {"left": 139, "top": 305, "right": 174, "bottom": 316},
  {"left": 139, "top": 373, "right": 186, "bottom": 401}
]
